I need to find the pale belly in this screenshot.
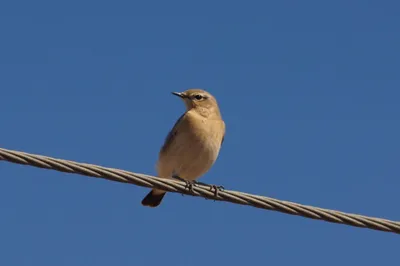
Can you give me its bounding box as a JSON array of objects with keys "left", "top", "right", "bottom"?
[{"left": 156, "top": 131, "right": 221, "bottom": 181}]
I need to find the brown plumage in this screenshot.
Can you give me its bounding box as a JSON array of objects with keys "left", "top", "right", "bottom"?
[{"left": 141, "top": 89, "right": 225, "bottom": 207}]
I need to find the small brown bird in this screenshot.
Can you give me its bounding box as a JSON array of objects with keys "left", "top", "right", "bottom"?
[{"left": 141, "top": 89, "right": 225, "bottom": 207}]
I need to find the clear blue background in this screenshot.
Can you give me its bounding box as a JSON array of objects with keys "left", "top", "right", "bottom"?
[{"left": 1, "top": 1, "right": 399, "bottom": 265}]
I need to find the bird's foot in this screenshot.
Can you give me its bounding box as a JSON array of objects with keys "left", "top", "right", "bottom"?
[
  {"left": 172, "top": 175, "right": 223, "bottom": 196},
  {"left": 172, "top": 175, "right": 198, "bottom": 193},
  {"left": 191, "top": 180, "right": 225, "bottom": 197},
  {"left": 185, "top": 180, "right": 197, "bottom": 192},
  {"left": 209, "top": 184, "right": 224, "bottom": 197}
]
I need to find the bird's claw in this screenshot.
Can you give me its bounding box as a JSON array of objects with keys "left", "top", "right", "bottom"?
[
  {"left": 184, "top": 180, "right": 197, "bottom": 192},
  {"left": 172, "top": 175, "right": 198, "bottom": 193},
  {"left": 209, "top": 184, "right": 224, "bottom": 197},
  {"left": 172, "top": 175, "right": 223, "bottom": 196}
]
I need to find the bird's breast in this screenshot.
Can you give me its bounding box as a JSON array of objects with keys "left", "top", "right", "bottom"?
[
  {"left": 172, "top": 121, "right": 221, "bottom": 163},
  {"left": 157, "top": 113, "right": 224, "bottom": 180}
]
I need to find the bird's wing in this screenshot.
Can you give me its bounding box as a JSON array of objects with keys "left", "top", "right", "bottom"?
[{"left": 160, "top": 113, "right": 185, "bottom": 154}]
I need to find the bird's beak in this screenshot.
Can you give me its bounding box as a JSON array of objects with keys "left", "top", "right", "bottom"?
[{"left": 172, "top": 92, "right": 186, "bottom": 98}]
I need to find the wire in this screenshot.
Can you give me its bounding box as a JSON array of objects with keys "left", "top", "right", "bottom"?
[{"left": 0, "top": 147, "right": 399, "bottom": 234}]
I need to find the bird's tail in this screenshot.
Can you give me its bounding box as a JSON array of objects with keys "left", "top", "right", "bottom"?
[{"left": 141, "top": 189, "right": 166, "bottom": 207}]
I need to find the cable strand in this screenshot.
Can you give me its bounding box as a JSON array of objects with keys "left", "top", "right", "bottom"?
[{"left": 0, "top": 147, "right": 399, "bottom": 234}]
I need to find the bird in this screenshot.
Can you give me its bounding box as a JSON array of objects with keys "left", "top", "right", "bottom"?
[{"left": 141, "top": 89, "right": 226, "bottom": 207}]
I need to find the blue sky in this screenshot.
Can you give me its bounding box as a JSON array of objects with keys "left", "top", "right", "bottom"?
[{"left": 1, "top": 0, "right": 399, "bottom": 265}]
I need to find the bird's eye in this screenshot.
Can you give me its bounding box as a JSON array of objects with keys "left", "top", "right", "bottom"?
[{"left": 194, "top": 94, "right": 203, "bottom": 100}]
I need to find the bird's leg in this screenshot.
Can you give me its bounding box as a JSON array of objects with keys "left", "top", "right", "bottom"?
[
  {"left": 191, "top": 180, "right": 225, "bottom": 197},
  {"left": 172, "top": 175, "right": 223, "bottom": 196},
  {"left": 209, "top": 184, "right": 224, "bottom": 197},
  {"left": 172, "top": 175, "right": 197, "bottom": 193}
]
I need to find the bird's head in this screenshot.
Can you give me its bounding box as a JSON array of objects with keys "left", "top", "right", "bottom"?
[{"left": 172, "top": 89, "right": 221, "bottom": 118}]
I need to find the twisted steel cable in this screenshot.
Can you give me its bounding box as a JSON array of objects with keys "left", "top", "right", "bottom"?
[{"left": 0, "top": 147, "right": 399, "bottom": 234}]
